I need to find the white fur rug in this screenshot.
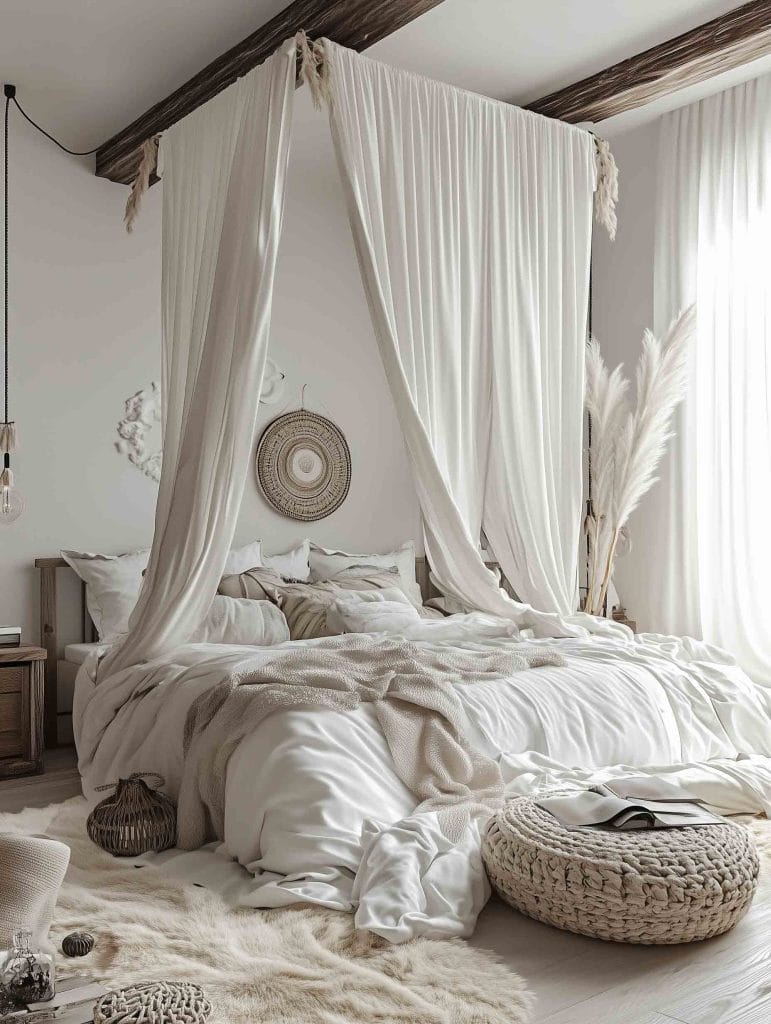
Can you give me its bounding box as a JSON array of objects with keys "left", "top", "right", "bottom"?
[{"left": 0, "top": 800, "right": 533, "bottom": 1024}]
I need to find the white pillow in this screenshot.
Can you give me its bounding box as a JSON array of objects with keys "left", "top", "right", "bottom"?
[
  {"left": 309, "top": 541, "right": 422, "bottom": 606},
  {"left": 261, "top": 539, "right": 311, "bottom": 581},
  {"left": 192, "top": 596, "right": 289, "bottom": 646},
  {"left": 327, "top": 595, "right": 421, "bottom": 636},
  {"left": 61, "top": 549, "right": 149, "bottom": 643},
  {"left": 223, "top": 541, "right": 263, "bottom": 576},
  {"left": 63, "top": 540, "right": 263, "bottom": 642}
]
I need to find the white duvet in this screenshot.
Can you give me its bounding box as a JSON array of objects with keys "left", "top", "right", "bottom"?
[{"left": 74, "top": 616, "right": 771, "bottom": 942}]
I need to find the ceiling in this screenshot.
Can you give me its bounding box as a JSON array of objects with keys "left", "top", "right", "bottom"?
[{"left": 0, "top": 0, "right": 749, "bottom": 152}]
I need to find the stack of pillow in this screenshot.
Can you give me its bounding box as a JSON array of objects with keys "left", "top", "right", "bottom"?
[{"left": 61, "top": 540, "right": 425, "bottom": 647}]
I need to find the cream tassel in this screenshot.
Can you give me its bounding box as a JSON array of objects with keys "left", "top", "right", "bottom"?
[
  {"left": 0, "top": 465, "right": 13, "bottom": 488},
  {"left": 124, "top": 135, "right": 160, "bottom": 233},
  {"left": 296, "top": 31, "right": 330, "bottom": 110},
  {"left": 0, "top": 421, "right": 16, "bottom": 453},
  {"left": 593, "top": 135, "right": 619, "bottom": 241}
]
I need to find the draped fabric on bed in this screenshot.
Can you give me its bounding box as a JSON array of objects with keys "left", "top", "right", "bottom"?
[
  {"left": 322, "top": 42, "right": 624, "bottom": 639},
  {"left": 102, "top": 40, "right": 297, "bottom": 677}
]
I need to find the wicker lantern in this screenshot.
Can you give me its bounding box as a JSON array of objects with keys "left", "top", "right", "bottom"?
[{"left": 87, "top": 773, "right": 176, "bottom": 857}]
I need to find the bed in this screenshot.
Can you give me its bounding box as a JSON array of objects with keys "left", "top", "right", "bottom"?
[
  {"left": 36, "top": 552, "right": 771, "bottom": 941},
  {"left": 33, "top": 554, "right": 513, "bottom": 747}
]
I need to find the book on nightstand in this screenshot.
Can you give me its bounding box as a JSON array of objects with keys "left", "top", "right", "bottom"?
[{"left": 0, "top": 626, "right": 22, "bottom": 648}]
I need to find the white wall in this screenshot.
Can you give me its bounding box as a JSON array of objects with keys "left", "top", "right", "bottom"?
[
  {"left": 0, "top": 89, "right": 421, "bottom": 645},
  {"left": 590, "top": 121, "right": 659, "bottom": 629}
]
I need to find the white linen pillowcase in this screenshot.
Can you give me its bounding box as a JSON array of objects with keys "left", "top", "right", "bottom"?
[
  {"left": 223, "top": 541, "right": 263, "bottom": 575},
  {"left": 261, "top": 539, "right": 311, "bottom": 581},
  {"left": 61, "top": 549, "right": 150, "bottom": 643},
  {"left": 192, "top": 595, "right": 289, "bottom": 645},
  {"left": 63, "top": 540, "right": 269, "bottom": 642},
  {"left": 326, "top": 590, "right": 422, "bottom": 635},
  {"left": 309, "top": 541, "right": 422, "bottom": 606}
]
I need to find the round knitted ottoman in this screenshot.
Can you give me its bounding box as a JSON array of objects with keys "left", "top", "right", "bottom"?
[{"left": 482, "top": 797, "right": 759, "bottom": 944}]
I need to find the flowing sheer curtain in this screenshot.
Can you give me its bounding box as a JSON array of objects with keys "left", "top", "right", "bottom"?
[
  {"left": 324, "top": 42, "right": 620, "bottom": 638},
  {"left": 654, "top": 74, "right": 771, "bottom": 684},
  {"left": 104, "top": 40, "right": 296, "bottom": 676}
]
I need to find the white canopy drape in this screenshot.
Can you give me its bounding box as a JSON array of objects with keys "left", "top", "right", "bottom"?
[
  {"left": 104, "top": 40, "right": 297, "bottom": 676},
  {"left": 323, "top": 41, "right": 624, "bottom": 639},
  {"left": 651, "top": 74, "right": 771, "bottom": 684}
]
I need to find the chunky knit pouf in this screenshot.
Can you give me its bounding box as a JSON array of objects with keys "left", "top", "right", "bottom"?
[{"left": 482, "top": 797, "right": 759, "bottom": 944}]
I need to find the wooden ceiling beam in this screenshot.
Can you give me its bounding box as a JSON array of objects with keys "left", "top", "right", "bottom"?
[
  {"left": 527, "top": 0, "right": 771, "bottom": 124},
  {"left": 96, "top": 0, "right": 446, "bottom": 185}
]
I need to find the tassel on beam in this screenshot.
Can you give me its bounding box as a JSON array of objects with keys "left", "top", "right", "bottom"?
[
  {"left": 593, "top": 135, "right": 619, "bottom": 241},
  {"left": 296, "top": 30, "right": 330, "bottom": 110},
  {"left": 124, "top": 135, "right": 160, "bottom": 233},
  {"left": 0, "top": 421, "right": 16, "bottom": 454}
]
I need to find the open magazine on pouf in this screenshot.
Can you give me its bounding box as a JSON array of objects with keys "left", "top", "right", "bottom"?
[{"left": 537, "top": 777, "right": 726, "bottom": 831}]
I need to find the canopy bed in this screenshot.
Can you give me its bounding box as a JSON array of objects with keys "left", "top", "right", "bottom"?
[{"left": 66, "top": 34, "right": 771, "bottom": 944}]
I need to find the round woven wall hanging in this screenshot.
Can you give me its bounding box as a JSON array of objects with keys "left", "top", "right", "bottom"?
[{"left": 256, "top": 410, "right": 351, "bottom": 522}]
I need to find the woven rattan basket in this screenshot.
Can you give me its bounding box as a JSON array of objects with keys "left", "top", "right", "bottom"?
[{"left": 87, "top": 773, "right": 177, "bottom": 857}]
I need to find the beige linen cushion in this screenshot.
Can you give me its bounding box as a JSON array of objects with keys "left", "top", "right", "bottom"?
[
  {"left": 219, "top": 566, "right": 411, "bottom": 640},
  {"left": 0, "top": 834, "right": 70, "bottom": 949}
]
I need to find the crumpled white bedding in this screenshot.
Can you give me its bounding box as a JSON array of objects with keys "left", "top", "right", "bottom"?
[{"left": 74, "top": 617, "right": 771, "bottom": 942}]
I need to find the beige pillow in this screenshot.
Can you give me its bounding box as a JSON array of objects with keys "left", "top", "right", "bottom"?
[{"left": 219, "top": 567, "right": 410, "bottom": 640}]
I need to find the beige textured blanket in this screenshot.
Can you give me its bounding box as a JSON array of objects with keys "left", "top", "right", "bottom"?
[{"left": 177, "top": 634, "right": 565, "bottom": 849}]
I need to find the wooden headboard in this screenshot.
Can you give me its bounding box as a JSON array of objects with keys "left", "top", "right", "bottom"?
[{"left": 33, "top": 554, "right": 508, "bottom": 749}]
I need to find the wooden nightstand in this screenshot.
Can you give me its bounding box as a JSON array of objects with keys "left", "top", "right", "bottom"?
[{"left": 0, "top": 645, "right": 46, "bottom": 779}]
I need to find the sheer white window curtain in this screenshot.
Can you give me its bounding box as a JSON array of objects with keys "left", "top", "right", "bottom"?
[
  {"left": 654, "top": 74, "right": 771, "bottom": 684},
  {"left": 323, "top": 41, "right": 624, "bottom": 638},
  {"left": 103, "top": 40, "right": 296, "bottom": 676}
]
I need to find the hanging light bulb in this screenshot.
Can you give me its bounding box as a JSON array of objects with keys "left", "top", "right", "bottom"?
[{"left": 1, "top": 452, "right": 23, "bottom": 524}]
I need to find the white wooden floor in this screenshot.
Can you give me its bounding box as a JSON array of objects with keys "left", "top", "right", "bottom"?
[{"left": 2, "top": 751, "right": 768, "bottom": 1023}]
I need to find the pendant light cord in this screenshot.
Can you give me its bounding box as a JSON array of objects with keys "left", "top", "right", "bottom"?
[
  {"left": 7, "top": 94, "right": 100, "bottom": 157},
  {"left": 4, "top": 93, "right": 9, "bottom": 425},
  {"left": 3, "top": 86, "right": 101, "bottom": 424}
]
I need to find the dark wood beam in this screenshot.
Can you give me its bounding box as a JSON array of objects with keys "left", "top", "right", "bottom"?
[
  {"left": 96, "top": 0, "right": 446, "bottom": 185},
  {"left": 528, "top": 0, "right": 771, "bottom": 124}
]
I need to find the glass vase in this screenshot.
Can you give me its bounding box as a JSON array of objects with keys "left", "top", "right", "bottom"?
[{"left": 0, "top": 929, "right": 56, "bottom": 1004}]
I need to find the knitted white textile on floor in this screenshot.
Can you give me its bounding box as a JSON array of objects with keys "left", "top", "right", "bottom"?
[{"left": 0, "top": 833, "right": 70, "bottom": 947}]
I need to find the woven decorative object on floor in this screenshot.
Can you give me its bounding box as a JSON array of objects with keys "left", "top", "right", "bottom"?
[
  {"left": 482, "top": 797, "right": 759, "bottom": 945},
  {"left": 87, "top": 773, "right": 176, "bottom": 857},
  {"left": 94, "top": 982, "right": 211, "bottom": 1023}
]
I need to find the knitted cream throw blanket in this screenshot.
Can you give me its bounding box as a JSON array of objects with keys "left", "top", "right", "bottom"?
[{"left": 177, "top": 634, "right": 564, "bottom": 849}]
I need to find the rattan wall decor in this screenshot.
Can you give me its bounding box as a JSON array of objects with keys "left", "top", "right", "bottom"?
[
  {"left": 87, "top": 773, "right": 176, "bottom": 857},
  {"left": 256, "top": 409, "right": 351, "bottom": 521}
]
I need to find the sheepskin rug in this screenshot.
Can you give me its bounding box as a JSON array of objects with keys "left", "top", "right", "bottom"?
[{"left": 0, "top": 800, "right": 533, "bottom": 1024}]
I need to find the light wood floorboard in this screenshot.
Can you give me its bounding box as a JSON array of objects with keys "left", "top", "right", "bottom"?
[
  {"left": 3, "top": 756, "right": 768, "bottom": 1023},
  {"left": 472, "top": 861, "right": 771, "bottom": 1024},
  {"left": 0, "top": 746, "right": 81, "bottom": 812}
]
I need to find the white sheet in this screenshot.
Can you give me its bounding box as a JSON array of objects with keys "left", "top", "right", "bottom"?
[
  {"left": 74, "top": 624, "right": 771, "bottom": 942},
  {"left": 64, "top": 642, "right": 104, "bottom": 666}
]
